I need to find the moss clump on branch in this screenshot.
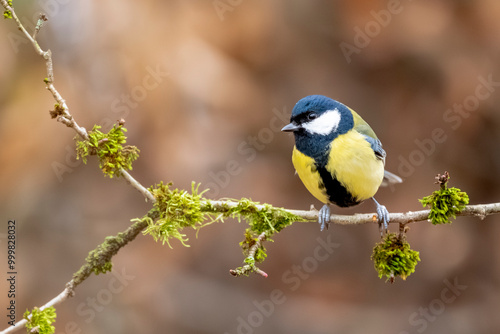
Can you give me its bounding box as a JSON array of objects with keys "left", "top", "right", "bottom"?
[
  {"left": 75, "top": 123, "right": 139, "bottom": 178},
  {"left": 372, "top": 232, "right": 420, "bottom": 283},
  {"left": 72, "top": 234, "right": 127, "bottom": 284},
  {"left": 24, "top": 306, "right": 56, "bottom": 334},
  {"left": 72, "top": 241, "right": 115, "bottom": 283},
  {"left": 229, "top": 231, "right": 269, "bottom": 277},
  {"left": 240, "top": 230, "right": 267, "bottom": 264},
  {"left": 137, "top": 182, "right": 302, "bottom": 274},
  {"left": 140, "top": 182, "right": 302, "bottom": 250},
  {"left": 202, "top": 198, "right": 303, "bottom": 276},
  {"left": 70, "top": 218, "right": 149, "bottom": 289},
  {"left": 139, "top": 182, "right": 207, "bottom": 247},
  {"left": 419, "top": 171, "right": 469, "bottom": 225},
  {"left": 230, "top": 201, "right": 300, "bottom": 265},
  {"left": 81, "top": 235, "right": 125, "bottom": 276},
  {"left": 202, "top": 198, "right": 302, "bottom": 235}
]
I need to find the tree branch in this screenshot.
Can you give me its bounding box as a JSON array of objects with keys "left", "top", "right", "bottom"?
[
  {"left": 202, "top": 201, "right": 500, "bottom": 225},
  {"left": 229, "top": 232, "right": 268, "bottom": 277},
  {"left": 121, "top": 171, "right": 155, "bottom": 202},
  {"left": 0, "top": 215, "right": 152, "bottom": 334},
  {"left": 1, "top": 1, "right": 155, "bottom": 203},
  {"left": 3, "top": 201, "right": 498, "bottom": 332},
  {"left": 2, "top": 287, "right": 73, "bottom": 334}
]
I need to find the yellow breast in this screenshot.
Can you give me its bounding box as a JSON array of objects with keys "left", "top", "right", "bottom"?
[
  {"left": 292, "top": 147, "right": 329, "bottom": 203},
  {"left": 327, "top": 130, "right": 384, "bottom": 201},
  {"left": 291, "top": 130, "right": 384, "bottom": 205}
]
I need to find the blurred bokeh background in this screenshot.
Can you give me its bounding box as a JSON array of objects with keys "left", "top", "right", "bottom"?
[{"left": 1, "top": 0, "right": 500, "bottom": 333}]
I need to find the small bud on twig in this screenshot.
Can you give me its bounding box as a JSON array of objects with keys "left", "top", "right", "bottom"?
[
  {"left": 435, "top": 171, "right": 450, "bottom": 190},
  {"left": 32, "top": 13, "right": 48, "bottom": 40}
]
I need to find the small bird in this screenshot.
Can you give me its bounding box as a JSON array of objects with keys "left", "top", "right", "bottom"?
[{"left": 281, "top": 95, "right": 401, "bottom": 232}]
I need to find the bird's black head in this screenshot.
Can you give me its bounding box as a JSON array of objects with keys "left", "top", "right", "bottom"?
[{"left": 281, "top": 95, "right": 354, "bottom": 164}]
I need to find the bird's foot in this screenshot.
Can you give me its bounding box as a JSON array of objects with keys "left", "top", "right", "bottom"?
[
  {"left": 372, "top": 198, "right": 389, "bottom": 236},
  {"left": 318, "top": 204, "right": 330, "bottom": 231}
]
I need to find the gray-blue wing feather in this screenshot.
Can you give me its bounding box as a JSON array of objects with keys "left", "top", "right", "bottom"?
[{"left": 362, "top": 135, "right": 386, "bottom": 163}]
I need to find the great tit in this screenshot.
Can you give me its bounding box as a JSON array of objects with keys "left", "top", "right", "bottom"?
[{"left": 281, "top": 95, "right": 401, "bottom": 232}]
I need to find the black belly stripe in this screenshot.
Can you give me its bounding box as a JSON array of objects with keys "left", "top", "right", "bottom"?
[
  {"left": 308, "top": 164, "right": 326, "bottom": 192},
  {"left": 316, "top": 165, "right": 360, "bottom": 208}
]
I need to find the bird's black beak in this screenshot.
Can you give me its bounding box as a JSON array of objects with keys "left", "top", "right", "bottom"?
[{"left": 281, "top": 122, "right": 300, "bottom": 132}]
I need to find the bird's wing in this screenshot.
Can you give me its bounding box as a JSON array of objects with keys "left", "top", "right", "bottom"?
[
  {"left": 350, "top": 107, "right": 378, "bottom": 139},
  {"left": 349, "top": 107, "right": 386, "bottom": 163},
  {"left": 362, "top": 135, "right": 386, "bottom": 163}
]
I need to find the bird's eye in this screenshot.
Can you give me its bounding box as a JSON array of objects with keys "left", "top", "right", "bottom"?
[{"left": 307, "top": 112, "right": 318, "bottom": 121}]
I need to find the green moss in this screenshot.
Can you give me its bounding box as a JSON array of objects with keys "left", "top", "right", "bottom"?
[
  {"left": 71, "top": 234, "right": 129, "bottom": 284},
  {"left": 201, "top": 198, "right": 303, "bottom": 275},
  {"left": 419, "top": 173, "right": 469, "bottom": 225},
  {"left": 24, "top": 306, "right": 56, "bottom": 334},
  {"left": 201, "top": 198, "right": 302, "bottom": 263},
  {"left": 139, "top": 183, "right": 302, "bottom": 273},
  {"left": 372, "top": 232, "right": 420, "bottom": 282},
  {"left": 238, "top": 200, "right": 300, "bottom": 234},
  {"left": 237, "top": 201, "right": 300, "bottom": 262},
  {"left": 204, "top": 198, "right": 302, "bottom": 234},
  {"left": 70, "top": 219, "right": 149, "bottom": 288},
  {"left": 75, "top": 124, "right": 139, "bottom": 178},
  {"left": 140, "top": 182, "right": 208, "bottom": 247},
  {"left": 81, "top": 240, "right": 115, "bottom": 276}
]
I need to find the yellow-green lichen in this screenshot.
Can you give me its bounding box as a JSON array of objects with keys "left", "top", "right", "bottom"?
[
  {"left": 75, "top": 124, "right": 139, "bottom": 178},
  {"left": 138, "top": 182, "right": 302, "bottom": 274},
  {"left": 140, "top": 182, "right": 207, "bottom": 247},
  {"left": 24, "top": 306, "right": 56, "bottom": 334},
  {"left": 419, "top": 172, "right": 469, "bottom": 225},
  {"left": 372, "top": 232, "right": 420, "bottom": 283}
]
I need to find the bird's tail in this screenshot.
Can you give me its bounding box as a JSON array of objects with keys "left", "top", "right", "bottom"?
[{"left": 381, "top": 170, "right": 403, "bottom": 186}]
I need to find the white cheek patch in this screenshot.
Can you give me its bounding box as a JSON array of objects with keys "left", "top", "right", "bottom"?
[{"left": 302, "top": 109, "right": 341, "bottom": 135}]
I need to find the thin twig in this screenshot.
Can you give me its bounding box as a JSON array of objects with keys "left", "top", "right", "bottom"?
[
  {"left": 248, "top": 232, "right": 267, "bottom": 257},
  {"left": 0, "top": 216, "right": 152, "bottom": 334},
  {"left": 121, "top": 171, "right": 155, "bottom": 202},
  {"left": 1, "top": 1, "right": 153, "bottom": 201},
  {"left": 248, "top": 232, "right": 269, "bottom": 277},
  {"left": 229, "top": 232, "right": 269, "bottom": 278},
  {"left": 0, "top": 3, "right": 156, "bottom": 332},
  {"left": 32, "top": 13, "right": 47, "bottom": 40}
]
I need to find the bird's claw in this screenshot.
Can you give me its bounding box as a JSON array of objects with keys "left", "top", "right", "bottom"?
[
  {"left": 318, "top": 204, "right": 330, "bottom": 231},
  {"left": 373, "top": 198, "right": 390, "bottom": 236},
  {"left": 377, "top": 204, "right": 389, "bottom": 235}
]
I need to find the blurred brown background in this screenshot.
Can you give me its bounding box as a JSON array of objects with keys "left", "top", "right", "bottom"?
[{"left": 1, "top": 0, "right": 500, "bottom": 333}]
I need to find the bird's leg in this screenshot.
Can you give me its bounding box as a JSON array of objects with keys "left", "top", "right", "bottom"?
[
  {"left": 318, "top": 204, "right": 330, "bottom": 231},
  {"left": 372, "top": 197, "right": 389, "bottom": 236}
]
